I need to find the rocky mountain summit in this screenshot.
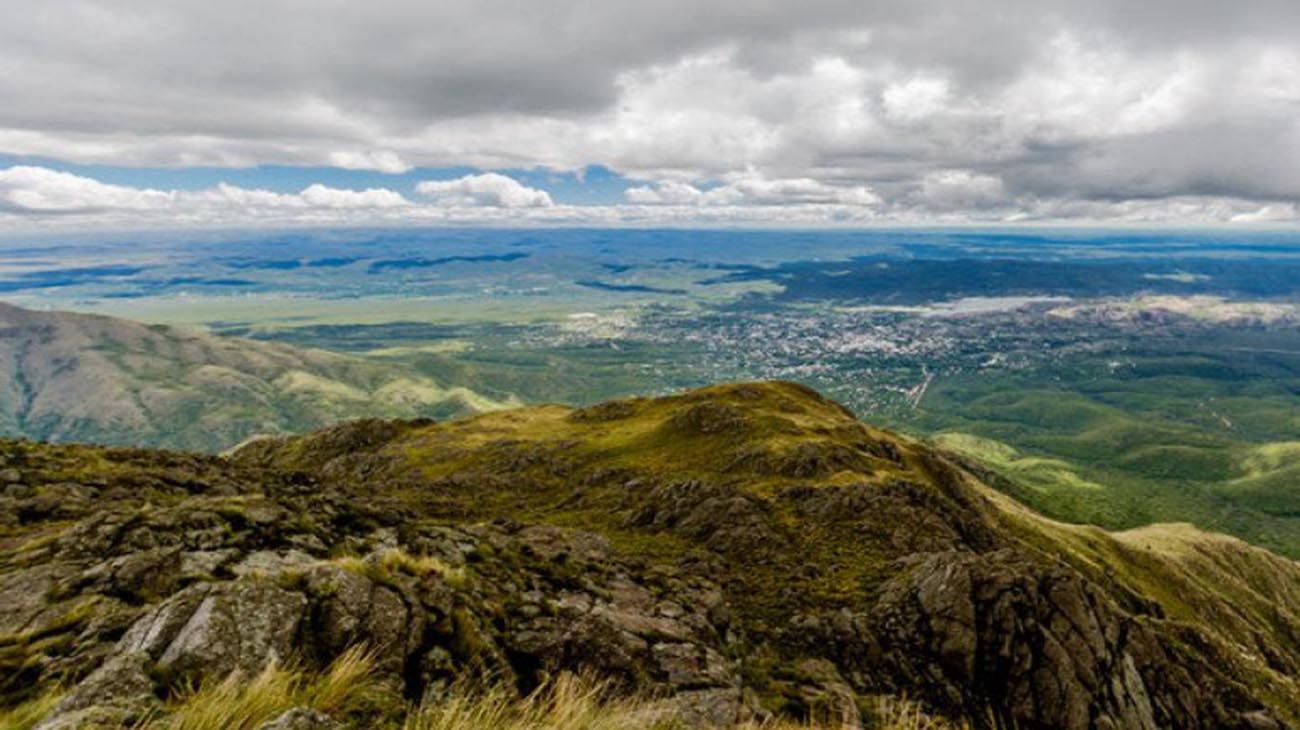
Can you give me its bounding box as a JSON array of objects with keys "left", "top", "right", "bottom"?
[{"left": 2, "top": 382, "right": 1298, "bottom": 728}]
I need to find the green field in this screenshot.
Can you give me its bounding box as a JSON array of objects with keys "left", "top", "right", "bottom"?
[{"left": 892, "top": 339, "right": 1300, "bottom": 556}]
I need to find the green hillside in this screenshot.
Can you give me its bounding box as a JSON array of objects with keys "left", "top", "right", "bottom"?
[{"left": 0, "top": 302, "right": 519, "bottom": 451}]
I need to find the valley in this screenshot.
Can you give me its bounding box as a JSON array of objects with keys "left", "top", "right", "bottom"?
[{"left": 4, "top": 228, "right": 1300, "bottom": 559}]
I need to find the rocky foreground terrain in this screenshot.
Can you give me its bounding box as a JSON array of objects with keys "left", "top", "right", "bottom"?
[
  {"left": 0, "top": 302, "right": 515, "bottom": 451},
  {"left": 2, "top": 382, "right": 1298, "bottom": 728}
]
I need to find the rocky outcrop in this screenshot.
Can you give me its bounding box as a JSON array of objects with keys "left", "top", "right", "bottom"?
[
  {"left": 871, "top": 550, "right": 1195, "bottom": 729},
  {"left": 26, "top": 516, "right": 745, "bottom": 729}
]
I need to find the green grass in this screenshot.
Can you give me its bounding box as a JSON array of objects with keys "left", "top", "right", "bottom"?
[
  {"left": 0, "top": 691, "right": 62, "bottom": 730},
  {"left": 904, "top": 366, "right": 1300, "bottom": 558},
  {"left": 932, "top": 432, "right": 1105, "bottom": 492}
]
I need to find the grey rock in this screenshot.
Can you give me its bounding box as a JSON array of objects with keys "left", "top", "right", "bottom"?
[
  {"left": 34, "top": 706, "right": 141, "bottom": 730},
  {"left": 873, "top": 550, "right": 1159, "bottom": 730},
  {"left": 37, "top": 651, "right": 158, "bottom": 730},
  {"left": 154, "top": 580, "right": 307, "bottom": 682},
  {"left": 302, "top": 563, "right": 416, "bottom": 673},
  {"left": 179, "top": 548, "right": 241, "bottom": 578},
  {"left": 257, "top": 707, "right": 341, "bottom": 730},
  {"left": 648, "top": 687, "right": 743, "bottom": 728},
  {"left": 111, "top": 578, "right": 307, "bottom": 685},
  {"left": 230, "top": 549, "right": 317, "bottom": 577}
]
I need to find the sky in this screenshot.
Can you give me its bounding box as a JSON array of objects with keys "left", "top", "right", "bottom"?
[{"left": 0, "top": 0, "right": 1298, "bottom": 230}]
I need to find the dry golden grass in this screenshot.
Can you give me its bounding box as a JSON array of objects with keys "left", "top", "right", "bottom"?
[
  {"left": 107, "top": 657, "right": 964, "bottom": 730},
  {"left": 873, "top": 695, "right": 969, "bottom": 729},
  {"left": 376, "top": 549, "right": 469, "bottom": 587},
  {"left": 141, "top": 646, "right": 381, "bottom": 730},
  {"left": 404, "top": 674, "right": 674, "bottom": 730},
  {"left": 405, "top": 674, "right": 963, "bottom": 730},
  {"left": 332, "top": 549, "right": 470, "bottom": 588}
]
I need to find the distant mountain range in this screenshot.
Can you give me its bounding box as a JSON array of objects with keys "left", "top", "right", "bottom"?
[
  {"left": 0, "top": 302, "right": 518, "bottom": 451},
  {"left": 3, "top": 382, "right": 1297, "bottom": 728}
]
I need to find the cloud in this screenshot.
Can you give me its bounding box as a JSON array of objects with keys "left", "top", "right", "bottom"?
[
  {"left": 916, "top": 170, "right": 1007, "bottom": 211},
  {"left": 299, "top": 184, "right": 408, "bottom": 208},
  {"left": 1, "top": 165, "right": 1293, "bottom": 230},
  {"left": 1231, "top": 203, "right": 1298, "bottom": 223},
  {"left": 327, "top": 150, "right": 412, "bottom": 174},
  {"left": 626, "top": 174, "right": 880, "bottom": 206},
  {"left": 882, "top": 77, "right": 950, "bottom": 123},
  {"left": 0, "top": 1, "right": 1298, "bottom": 226},
  {"left": 416, "top": 173, "right": 554, "bottom": 208},
  {"left": 0, "top": 166, "right": 412, "bottom": 225},
  {"left": 0, "top": 165, "right": 172, "bottom": 213},
  {"left": 624, "top": 180, "right": 706, "bottom": 205}
]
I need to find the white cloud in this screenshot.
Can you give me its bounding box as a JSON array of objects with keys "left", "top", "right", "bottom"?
[
  {"left": 626, "top": 173, "right": 880, "bottom": 207},
  {"left": 1230, "top": 203, "right": 1298, "bottom": 223},
  {"left": 327, "top": 150, "right": 412, "bottom": 174},
  {"left": 624, "top": 179, "right": 707, "bottom": 205},
  {"left": 0, "top": 166, "right": 413, "bottom": 225},
  {"left": 187, "top": 183, "right": 299, "bottom": 209},
  {"left": 882, "top": 77, "right": 950, "bottom": 123},
  {"left": 299, "top": 184, "right": 408, "bottom": 208},
  {"left": 0, "top": 165, "right": 173, "bottom": 213},
  {"left": 181, "top": 182, "right": 409, "bottom": 212},
  {"left": 917, "top": 170, "right": 1006, "bottom": 211},
  {"left": 997, "top": 33, "right": 1207, "bottom": 141},
  {"left": 416, "top": 173, "right": 554, "bottom": 208},
  {"left": 4, "top": 164, "right": 1294, "bottom": 231}
]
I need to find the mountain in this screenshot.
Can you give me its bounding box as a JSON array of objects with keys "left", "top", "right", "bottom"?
[
  {"left": 0, "top": 302, "right": 518, "bottom": 451},
  {"left": 2, "top": 382, "right": 1297, "bottom": 728}
]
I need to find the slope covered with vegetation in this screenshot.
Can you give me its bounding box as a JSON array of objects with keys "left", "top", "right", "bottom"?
[
  {"left": 2, "top": 382, "right": 1297, "bottom": 728},
  {"left": 0, "top": 302, "right": 518, "bottom": 451},
  {"left": 909, "top": 354, "right": 1300, "bottom": 559}
]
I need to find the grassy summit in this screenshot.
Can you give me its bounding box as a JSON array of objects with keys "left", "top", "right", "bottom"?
[{"left": 2, "top": 382, "right": 1298, "bottom": 728}]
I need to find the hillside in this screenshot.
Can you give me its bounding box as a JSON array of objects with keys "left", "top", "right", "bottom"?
[
  {"left": 0, "top": 302, "right": 518, "bottom": 451},
  {"left": 2, "top": 382, "right": 1298, "bottom": 728}
]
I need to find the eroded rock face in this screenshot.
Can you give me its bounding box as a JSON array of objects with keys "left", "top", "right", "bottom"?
[
  {"left": 626, "top": 480, "right": 785, "bottom": 556},
  {"left": 789, "top": 549, "right": 1284, "bottom": 730},
  {"left": 31, "top": 522, "right": 744, "bottom": 729},
  {"left": 873, "top": 550, "right": 1158, "bottom": 729}
]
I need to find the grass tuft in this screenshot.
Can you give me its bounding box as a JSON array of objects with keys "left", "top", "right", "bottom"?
[
  {"left": 872, "top": 695, "right": 969, "bottom": 730},
  {"left": 334, "top": 549, "right": 469, "bottom": 588},
  {"left": 403, "top": 674, "right": 673, "bottom": 730},
  {"left": 98, "top": 657, "right": 964, "bottom": 730},
  {"left": 145, "top": 646, "right": 382, "bottom": 730},
  {"left": 0, "top": 690, "right": 64, "bottom": 730},
  {"left": 403, "top": 674, "right": 963, "bottom": 730}
]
